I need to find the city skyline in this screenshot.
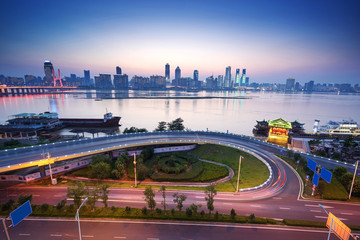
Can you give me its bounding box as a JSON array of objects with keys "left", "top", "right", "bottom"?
[{"left": 0, "top": 0, "right": 359, "bottom": 84}]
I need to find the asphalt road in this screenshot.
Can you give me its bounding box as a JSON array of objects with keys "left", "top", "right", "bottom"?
[{"left": 1, "top": 218, "right": 338, "bottom": 240}]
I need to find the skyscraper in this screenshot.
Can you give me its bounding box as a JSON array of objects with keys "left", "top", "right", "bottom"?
[
  {"left": 84, "top": 70, "right": 91, "bottom": 86},
  {"left": 43, "top": 60, "right": 54, "bottom": 86},
  {"left": 285, "top": 78, "right": 295, "bottom": 91},
  {"left": 217, "top": 75, "right": 224, "bottom": 88},
  {"left": 193, "top": 70, "right": 199, "bottom": 82},
  {"left": 175, "top": 66, "right": 181, "bottom": 86},
  {"left": 235, "top": 68, "right": 240, "bottom": 86},
  {"left": 114, "top": 74, "right": 128, "bottom": 89},
  {"left": 224, "top": 66, "right": 231, "bottom": 88},
  {"left": 165, "top": 63, "right": 170, "bottom": 81},
  {"left": 116, "top": 66, "right": 122, "bottom": 75},
  {"left": 240, "top": 69, "right": 247, "bottom": 86}
]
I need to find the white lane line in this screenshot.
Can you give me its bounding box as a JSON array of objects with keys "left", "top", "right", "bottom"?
[
  {"left": 250, "top": 205, "right": 261, "bottom": 208},
  {"left": 113, "top": 237, "right": 126, "bottom": 239},
  {"left": 315, "top": 216, "right": 347, "bottom": 221},
  {"left": 9, "top": 194, "right": 17, "bottom": 197},
  {"left": 273, "top": 197, "right": 282, "bottom": 200},
  {"left": 340, "top": 213, "right": 353, "bottom": 215},
  {"left": 83, "top": 235, "right": 94, "bottom": 238},
  {"left": 50, "top": 234, "right": 62, "bottom": 237},
  {"left": 310, "top": 210, "right": 321, "bottom": 213},
  {"left": 19, "top": 233, "right": 31, "bottom": 236},
  {"left": 305, "top": 204, "right": 333, "bottom": 209},
  {"left": 279, "top": 207, "right": 290, "bottom": 210},
  {"left": 33, "top": 194, "right": 40, "bottom": 197}
]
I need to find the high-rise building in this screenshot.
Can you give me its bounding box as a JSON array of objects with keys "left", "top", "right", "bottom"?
[
  {"left": 114, "top": 74, "right": 128, "bottom": 89},
  {"left": 175, "top": 66, "right": 181, "bottom": 86},
  {"left": 224, "top": 66, "right": 231, "bottom": 88},
  {"left": 43, "top": 60, "right": 54, "bottom": 86},
  {"left": 84, "top": 70, "right": 91, "bottom": 86},
  {"left": 116, "top": 66, "right": 122, "bottom": 75},
  {"left": 240, "top": 69, "right": 247, "bottom": 86},
  {"left": 150, "top": 75, "right": 166, "bottom": 89},
  {"left": 193, "top": 70, "right": 199, "bottom": 82},
  {"left": 165, "top": 63, "right": 170, "bottom": 81},
  {"left": 94, "top": 74, "right": 112, "bottom": 89},
  {"left": 217, "top": 75, "right": 224, "bottom": 88},
  {"left": 235, "top": 69, "right": 240, "bottom": 86},
  {"left": 285, "top": 78, "right": 296, "bottom": 91}
]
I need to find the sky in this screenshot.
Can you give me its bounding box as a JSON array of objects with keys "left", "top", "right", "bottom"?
[{"left": 0, "top": 0, "right": 359, "bottom": 84}]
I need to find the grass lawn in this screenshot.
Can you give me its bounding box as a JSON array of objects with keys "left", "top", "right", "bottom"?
[{"left": 191, "top": 144, "right": 269, "bottom": 192}]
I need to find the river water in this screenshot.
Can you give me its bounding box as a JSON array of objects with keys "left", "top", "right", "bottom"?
[{"left": 0, "top": 90, "right": 359, "bottom": 137}]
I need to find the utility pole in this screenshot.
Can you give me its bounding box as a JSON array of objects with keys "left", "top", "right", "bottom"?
[
  {"left": 349, "top": 161, "right": 359, "bottom": 200},
  {"left": 1, "top": 218, "right": 10, "bottom": 240},
  {"left": 133, "top": 153, "right": 137, "bottom": 187},
  {"left": 47, "top": 153, "right": 54, "bottom": 185},
  {"left": 236, "top": 156, "right": 242, "bottom": 193}
]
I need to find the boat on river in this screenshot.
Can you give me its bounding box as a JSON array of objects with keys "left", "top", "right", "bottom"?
[{"left": 60, "top": 112, "right": 121, "bottom": 127}]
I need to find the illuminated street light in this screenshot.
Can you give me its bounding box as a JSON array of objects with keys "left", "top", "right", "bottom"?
[{"left": 75, "top": 197, "right": 88, "bottom": 240}]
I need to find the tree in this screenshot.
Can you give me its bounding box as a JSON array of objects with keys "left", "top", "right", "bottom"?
[
  {"left": 189, "top": 203, "right": 202, "bottom": 216},
  {"left": 168, "top": 118, "right": 185, "bottom": 131},
  {"left": 88, "top": 161, "right": 112, "bottom": 179},
  {"left": 173, "top": 193, "right": 187, "bottom": 212},
  {"left": 100, "top": 184, "right": 110, "bottom": 208},
  {"left": 113, "top": 157, "right": 126, "bottom": 179},
  {"left": 86, "top": 185, "right": 100, "bottom": 212},
  {"left": 159, "top": 185, "right": 167, "bottom": 210},
  {"left": 333, "top": 166, "right": 348, "bottom": 179},
  {"left": 230, "top": 208, "right": 236, "bottom": 220},
  {"left": 205, "top": 185, "right": 217, "bottom": 216},
  {"left": 123, "top": 127, "right": 148, "bottom": 133},
  {"left": 144, "top": 186, "right": 156, "bottom": 212},
  {"left": 155, "top": 121, "right": 167, "bottom": 131},
  {"left": 67, "top": 181, "right": 87, "bottom": 208},
  {"left": 341, "top": 172, "right": 354, "bottom": 189},
  {"left": 17, "top": 194, "right": 33, "bottom": 206}
]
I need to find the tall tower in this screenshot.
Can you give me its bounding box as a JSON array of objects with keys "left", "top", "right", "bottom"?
[
  {"left": 84, "top": 70, "right": 91, "bottom": 86},
  {"left": 116, "top": 66, "right": 122, "bottom": 75},
  {"left": 235, "top": 68, "right": 240, "bottom": 86},
  {"left": 240, "top": 69, "right": 247, "bottom": 86},
  {"left": 165, "top": 63, "right": 170, "bottom": 81},
  {"left": 193, "top": 70, "right": 199, "bottom": 82},
  {"left": 43, "top": 61, "right": 54, "bottom": 86},
  {"left": 224, "top": 66, "right": 231, "bottom": 88},
  {"left": 175, "top": 66, "right": 181, "bottom": 87}
]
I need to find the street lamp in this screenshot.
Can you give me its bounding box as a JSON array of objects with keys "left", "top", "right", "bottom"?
[
  {"left": 75, "top": 197, "right": 88, "bottom": 240},
  {"left": 47, "top": 153, "right": 55, "bottom": 185},
  {"left": 133, "top": 153, "right": 137, "bottom": 187},
  {"left": 236, "top": 156, "right": 242, "bottom": 193},
  {"left": 349, "top": 161, "right": 359, "bottom": 200}
]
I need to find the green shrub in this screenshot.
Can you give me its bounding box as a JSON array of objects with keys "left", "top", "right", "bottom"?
[
  {"left": 2, "top": 199, "right": 15, "bottom": 211},
  {"left": 249, "top": 213, "right": 255, "bottom": 222},
  {"left": 125, "top": 206, "right": 131, "bottom": 214},
  {"left": 156, "top": 208, "right": 162, "bottom": 215},
  {"left": 17, "top": 194, "right": 32, "bottom": 206},
  {"left": 171, "top": 208, "right": 175, "bottom": 216},
  {"left": 142, "top": 206, "right": 148, "bottom": 215},
  {"left": 230, "top": 209, "right": 236, "bottom": 220},
  {"left": 333, "top": 166, "right": 348, "bottom": 179},
  {"left": 283, "top": 219, "right": 326, "bottom": 228},
  {"left": 186, "top": 208, "right": 192, "bottom": 217},
  {"left": 200, "top": 210, "right": 205, "bottom": 217},
  {"left": 214, "top": 211, "right": 219, "bottom": 220},
  {"left": 41, "top": 203, "right": 50, "bottom": 212},
  {"left": 56, "top": 199, "right": 67, "bottom": 210}
]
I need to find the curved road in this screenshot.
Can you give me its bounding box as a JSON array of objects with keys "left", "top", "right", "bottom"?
[{"left": 1, "top": 131, "right": 359, "bottom": 225}]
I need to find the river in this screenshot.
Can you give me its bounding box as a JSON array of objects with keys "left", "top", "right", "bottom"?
[{"left": 0, "top": 90, "right": 359, "bottom": 137}]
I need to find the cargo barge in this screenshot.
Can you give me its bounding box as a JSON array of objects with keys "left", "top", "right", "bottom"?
[{"left": 60, "top": 112, "right": 121, "bottom": 127}]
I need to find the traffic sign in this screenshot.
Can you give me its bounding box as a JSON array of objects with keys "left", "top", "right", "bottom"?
[
  {"left": 320, "top": 168, "right": 332, "bottom": 184},
  {"left": 307, "top": 159, "right": 317, "bottom": 172},
  {"left": 10, "top": 200, "right": 32, "bottom": 227},
  {"left": 327, "top": 212, "right": 351, "bottom": 240},
  {"left": 312, "top": 173, "right": 320, "bottom": 187}
]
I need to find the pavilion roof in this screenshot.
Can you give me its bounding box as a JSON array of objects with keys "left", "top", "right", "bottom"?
[{"left": 269, "top": 118, "right": 292, "bottom": 129}]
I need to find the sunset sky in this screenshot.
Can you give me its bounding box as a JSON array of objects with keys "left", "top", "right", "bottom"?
[{"left": 0, "top": 0, "right": 359, "bottom": 84}]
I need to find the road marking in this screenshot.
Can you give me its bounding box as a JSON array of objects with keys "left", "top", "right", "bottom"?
[
  {"left": 83, "top": 235, "right": 94, "bottom": 238},
  {"left": 19, "top": 233, "right": 31, "bottom": 236},
  {"left": 310, "top": 210, "right": 321, "bottom": 213},
  {"left": 54, "top": 195, "right": 64, "bottom": 197},
  {"left": 279, "top": 207, "right": 290, "bottom": 210},
  {"left": 305, "top": 204, "right": 333, "bottom": 209},
  {"left": 33, "top": 194, "right": 40, "bottom": 197},
  {"left": 223, "top": 203, "right": 233, "bottom": 205},
  {"left": 315, "top": 216, "right": 347, "bottom": 221},
  {"left": 273, "top": 197, "right": 282, "bottom": 200},
  {"left": 250, "top": 204, "right": 261, "bottom": 208},
  {"left": 340, "top": 213, "right": 353, "bottom": 216},
  {"left": 50, "top": 234, "right": 62, "bottom": 237},
  {"left": 113, "top": 237, "right": 127, "bottom": 239},
  {"left": 9, "top": 194, "right": 17, "bottom": 197}
]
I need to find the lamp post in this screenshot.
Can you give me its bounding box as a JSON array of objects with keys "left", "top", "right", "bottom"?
[
  {"left": 76, "top": 197, "right": 88, "bottom": 240},
  {"left": 133, "top": 153, "right": 137, "bottom": 187},
  {"left": 47, "top": 153, "right": 54, "bottom": 185},
  {"left": 236, "top": 156, "right": 242, "bottom": 193},
  {"left": 349, "top": 161, "right": 359, "bottom": 200}
]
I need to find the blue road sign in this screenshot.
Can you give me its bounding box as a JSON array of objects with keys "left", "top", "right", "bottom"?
[
  {"left": 320, "top": 168, "right": 332, "bottom": 184},
  {"left": 10, "top": 200, "right": 32, "bottom": 227},
  {"left": 312, "top": 173, "right": 320, "bottom": 187},
  {"left": 307, "top": 159, "right": 317, "bottom": 172}
]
